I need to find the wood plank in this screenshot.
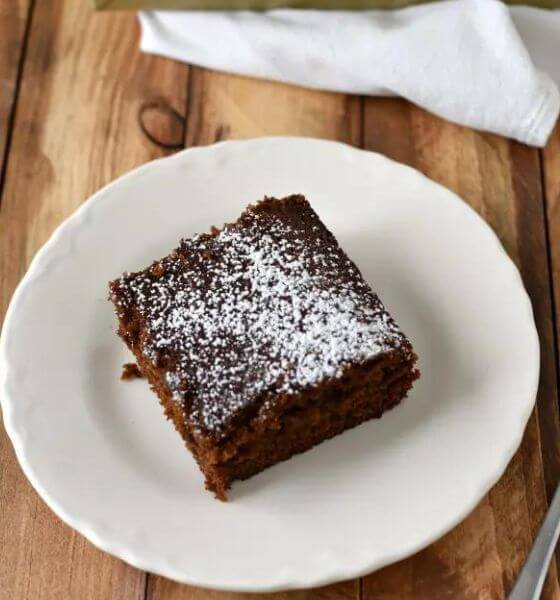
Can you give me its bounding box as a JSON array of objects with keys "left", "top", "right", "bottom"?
[
  {"left": 185, "top": 69, "right": 361, "bottom": 147},
  {"left": 144, "top": 68, "right": 361, "bottom": 600},
  {"left": 147, "top": 579, "right": 357, "bottom": 600},
  {"left": 542, "top": 119, "right": 560, "bottom": 381},
  {"left": 0, "top": 0, "right": 33, "bottom": 191},
  {"left": 361, "top": 98, "right": 560, "bottom": 599},
  {"left": 0, "top": 2, "right": 189, "bottom": 599},
  {"left": 542, "top": 116, "right": 560, "bottom": 597}
]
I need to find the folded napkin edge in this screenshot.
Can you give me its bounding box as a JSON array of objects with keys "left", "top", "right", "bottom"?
[{"left": 522, "top": 75, "right": 560, "bottom": 147}]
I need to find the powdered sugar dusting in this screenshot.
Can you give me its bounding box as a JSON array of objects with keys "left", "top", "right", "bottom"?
[{"left": 112, "top": 197, "right": 410, "bottom": 438}]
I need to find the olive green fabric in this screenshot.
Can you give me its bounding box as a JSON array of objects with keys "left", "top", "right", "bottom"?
[{"left": 95, "top": 0, "right": 560, "bottom": 9}]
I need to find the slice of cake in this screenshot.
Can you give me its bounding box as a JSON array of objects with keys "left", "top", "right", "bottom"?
[{"left": 109, "top": 195, "right": 419, "bottom": 499}]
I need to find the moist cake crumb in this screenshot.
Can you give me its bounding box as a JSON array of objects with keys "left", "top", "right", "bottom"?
[{"left": 121, "top": 362, "right": 144, "bottom": 380}]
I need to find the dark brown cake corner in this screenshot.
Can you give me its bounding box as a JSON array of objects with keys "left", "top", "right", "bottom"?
[{"left": 109, "top": 194, "right": 419, "bottom": 500}]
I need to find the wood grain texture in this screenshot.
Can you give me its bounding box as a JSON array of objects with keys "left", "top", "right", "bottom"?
[
  {"left": 543, "top": 117, "right": 560, "bottom": 585},
  {"left": 147, "top": 579, "right": 358, "bottom": 600},
  {"left": 543, "top": 120, "right": 560, "bottom": 390},
  {"left": 0, "top": 0, "right": 33, "bottom": 190},
  {"left": 185, "top": 69, "right": 361, "bottom": 148},
  {"left": 0, "top": 2, "right": 188, "bottom": 599},
  {"left": 361, "top": 98, "right": 560, "bottom": 600}
]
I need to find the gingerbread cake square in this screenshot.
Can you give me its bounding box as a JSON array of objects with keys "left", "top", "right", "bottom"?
[{"left": 109, "top": 195, "right": 419, "bottom": 499}]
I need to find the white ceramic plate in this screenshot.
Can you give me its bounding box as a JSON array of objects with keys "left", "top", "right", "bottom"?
[{"left": 1, "top": 137, "right": 539, "bottom": 592}]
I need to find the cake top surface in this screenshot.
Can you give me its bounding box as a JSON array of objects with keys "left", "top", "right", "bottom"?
[{"left": 111, "top": 195, "right": 412, "bottom": 439}]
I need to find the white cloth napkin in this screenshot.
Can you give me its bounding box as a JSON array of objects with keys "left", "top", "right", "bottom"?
[{"left": 139, "top": 0, "right": 560, "bottom": 146}]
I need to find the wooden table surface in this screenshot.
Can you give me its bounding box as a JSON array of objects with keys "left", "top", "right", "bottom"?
[{"left": 2, "top": 2, "right": 560, "bottom": 599}]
